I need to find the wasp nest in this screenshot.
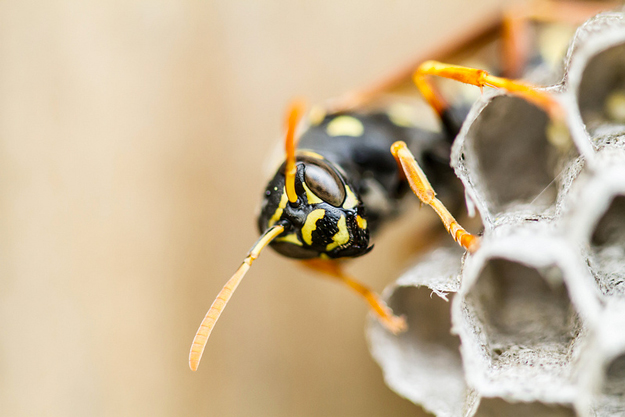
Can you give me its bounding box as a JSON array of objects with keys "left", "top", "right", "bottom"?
[{"left": 368, "top": 11, "right": 625, "bottom": 417}]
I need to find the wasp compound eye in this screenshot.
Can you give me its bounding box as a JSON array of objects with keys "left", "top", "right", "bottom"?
[{"left": 303, "top": 162, "right": 346, "bottom": 207}]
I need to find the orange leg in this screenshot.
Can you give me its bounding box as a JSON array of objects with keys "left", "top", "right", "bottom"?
[
  {"left": 325, "top": 1, "right": 615, "bottom": 113},
  {"left": 413, "top": 60, "right": 563, "bottom": 121},
  {"left": 301, "top": 258, "right": 407, "bottom": 335},
  {"left": 391, "top": 141, "right": 480, "bottom": 253}
]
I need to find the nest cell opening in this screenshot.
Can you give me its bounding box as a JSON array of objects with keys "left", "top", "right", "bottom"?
[
  {"left": 388, "top": 286, "right": 460, "bottom": 355},
  {"left": 372, "top": 284, "right": 466, "bottom": 417},
  {"left": 603, "top": 353, "right": 625, "bottom": 397},
  {"left": 466, "top": 258, "right": 578, "bottom": 359},
  {"left": 578, "top": 43, "right": 625, "bottom": 132},
  {"left": 590, "top": 194, "right": 625, "bottom": 296},
  {"left": 467, "top": 96, "right": 561, "bottom": 213},
  {"left": 473, "top": 398, "right": 576, "bottom": 417}
]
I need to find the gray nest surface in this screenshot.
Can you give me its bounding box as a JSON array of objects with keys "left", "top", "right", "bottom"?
[{"left": 368, "top": 10, "right": 625, "bottom": 417}]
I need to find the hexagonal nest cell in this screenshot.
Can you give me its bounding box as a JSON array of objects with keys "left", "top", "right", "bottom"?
[
  {"left": 577, "top": 42, "right": 625, "bottom": 133},
  {"left": 367, "top": 11, "right": 625, "bottom": 417},
  {"left": 466, "top": 259, "right": 579, "bottom": 357},
  {"left": 603, "top": 353, "right": 625, "bottom": 396},
  {"left": 463, "top": 95, "right": 565, "bottom": 215},
  {"left": 589, "top": 194, "right": 625, "bottom": 296},
  {"left": 387, "top": 286, "right": 460, "bottom": 353},
  {"left": 367, "top": 246, "right": 469, "bottom": 417},
  {"left": 592, "top": 352, "right": 625, "bottom": 415}
]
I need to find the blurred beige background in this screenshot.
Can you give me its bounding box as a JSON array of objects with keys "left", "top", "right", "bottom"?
[{"left": 0, "top": 1, "right": 507, "bottom": 416}]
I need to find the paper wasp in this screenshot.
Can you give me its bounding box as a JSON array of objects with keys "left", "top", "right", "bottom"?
[{"left": 189, "top": 1, "right": 615, "bottom": 372}]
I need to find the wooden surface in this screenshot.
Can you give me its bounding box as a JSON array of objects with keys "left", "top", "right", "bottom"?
[{"left": 0, "top": 1, "right": 507, "bottom": 415}]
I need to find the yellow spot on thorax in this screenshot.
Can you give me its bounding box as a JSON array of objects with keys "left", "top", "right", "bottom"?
[
  {"left": 308, "top": 105, "right": 327, "bottom": 126},
  {"left": 387, "top": 103, "right": 416, "bottom": 127},
  {"left": 302, "top": 209, "right": 326, "bottom": 245},
  {"left": 268, "top": 190, "right": 288, "bottom": 227},
  {"left": 326, "top": 115, "right": 364, "bottom": 137},
  {"left": 326, "top": 215, "right": 350, "bottom": 251}
]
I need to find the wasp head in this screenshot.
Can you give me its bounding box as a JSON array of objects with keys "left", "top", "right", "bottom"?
[{"left": 258, "top": 152, "right": 371, "bottom": 259}]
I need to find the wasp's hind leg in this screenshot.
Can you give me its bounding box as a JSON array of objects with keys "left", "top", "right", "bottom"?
[
  {"left": 301, "top": 259, "right": 407, "bottom": 335},
  {"left": 413, "top": 59, "right": 572, "bottom": 151},
  {"left": 391, "top": 141, "right": 480, "bottom": 253}
]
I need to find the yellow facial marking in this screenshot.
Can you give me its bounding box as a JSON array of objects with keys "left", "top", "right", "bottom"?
[
  {"left": 268, "top": 190, "right": 288, "bottom": 227},
  {"left": 326, "top": 215, "right": 350, "bottom": 251},
  {"left": 343, "top": 185, "right": 358, "bottom": 209},
  {"left": 302, "top": 182, "right": 324, "bottom": 205},
  {"left": 302, "top": 209, "right": 326, "bottom": 245},
  {"left": 276, "top": 233, "right": 303, "bottom": 246},
  {"left": 356, "top": 215, "right": 367, "bottom": 230},
  {"left": 308, "top": 105, "right": 327, "bottom": 126},
  {"left": 326, "top": 115, "right": 364, "bottom": 137}
]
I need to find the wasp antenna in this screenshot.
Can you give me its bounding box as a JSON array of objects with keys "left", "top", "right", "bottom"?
[
  {"left": 284, "top": 99, "right": 307, "bottom": 204},
  {"left": 189, "top": 223, "right": 286, "bottom": 371}
]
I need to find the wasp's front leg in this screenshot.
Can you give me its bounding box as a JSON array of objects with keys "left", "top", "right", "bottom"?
[
  {"left": 391, "top": 141, "right": 480, "bottom": 253},
  {"left": 301, "top": 258, "right": 407, "bottom": 335}
]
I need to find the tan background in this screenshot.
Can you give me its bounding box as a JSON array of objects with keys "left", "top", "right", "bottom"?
[{"left": 0, "top": 1, "right": 507, "bottom": 416}]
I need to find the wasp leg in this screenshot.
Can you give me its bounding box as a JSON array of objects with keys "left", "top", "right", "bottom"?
[
  {"left": 414, "top": 60, "right": 563, "bottom": 121},
  {"left": 502, "top": 0, "right": 618, "bottom": 77},
  {"left": 391, "top": 141, "right": 480, "bottom": 253},
  {"left": 301, "top": 258, "right": 407, "bottom": 335}
]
